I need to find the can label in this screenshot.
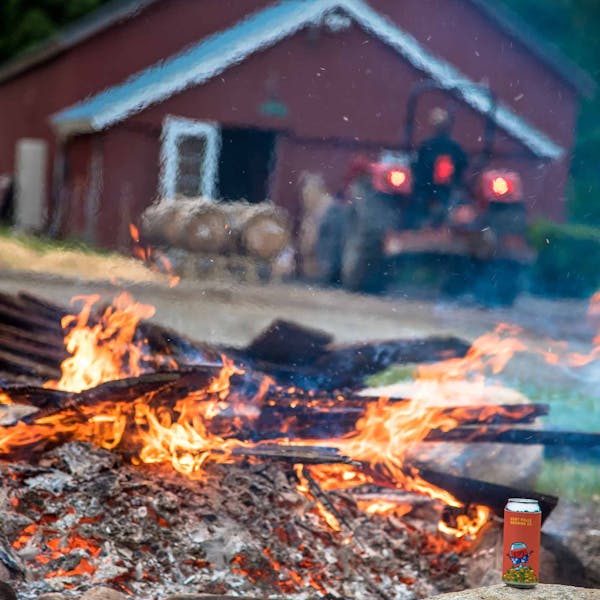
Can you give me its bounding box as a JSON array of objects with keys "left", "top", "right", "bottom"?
[{"left": 502, "top": 507, "right": 541, "bottom": 587}]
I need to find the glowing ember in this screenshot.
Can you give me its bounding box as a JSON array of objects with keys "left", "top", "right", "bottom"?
[
  {"left": 294, "top": 465, "right": 341, "bottom": 532},
  {"left": 12, "top": 523, "right": 102, "bottom": 580},
  {"left": 45, "top": 293, "right": 156, "bottom": 392},
  {"left": 438, "top": 505, "right": 492, "bottom": 540},
  {"left": 356, "top": 498, "right": 413, "bottom": 517}
]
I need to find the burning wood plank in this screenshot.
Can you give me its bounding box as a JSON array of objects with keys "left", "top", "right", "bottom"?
[
  {"left": 424, "top": 426, "right": 600, "bottom": 448},
  {"left": 232, "top": 444, "right": 358, "bottom": 465},
  {"left": 252, "top": 397, "right": 550, "bottom": 437},
  {"left": 414, "top": 465, "right": 559, "bottom": 523},
  {"left": 0, "top": 347, "right": 61, "bottom": 380}
]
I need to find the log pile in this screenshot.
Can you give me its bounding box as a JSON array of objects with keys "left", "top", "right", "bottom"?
[{"left": 140, "top": 199, "right": 292, "bottom": 281}]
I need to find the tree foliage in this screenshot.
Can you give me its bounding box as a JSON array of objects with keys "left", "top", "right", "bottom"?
[
  {"left": 0, "top": 0, "right": 110, "bottom": 63},
  {"left": 501, "top": 0, "right": 600, "bottom": 223}
]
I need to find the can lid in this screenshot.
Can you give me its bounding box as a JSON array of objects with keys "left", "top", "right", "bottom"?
[{"left": 508, "top": 498, "right": 539, "bottom": 504}]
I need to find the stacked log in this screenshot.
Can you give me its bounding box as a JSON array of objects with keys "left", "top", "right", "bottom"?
[
  {"left": 222, "top": 201, "right": 290, "bottom": 260},
  {"left": 140, "top": 199, "right": 231, "bottom": 253},
  {"left": 139, "top": 199, "right": 292, "bottom": 280}
]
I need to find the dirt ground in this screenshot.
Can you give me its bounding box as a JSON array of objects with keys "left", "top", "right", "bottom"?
[
  {"left": 2, "top": 264, "right": 599, "bottom": 394},
  {"left": 0, "top": 267, "right": 595, "bottom": 348}
]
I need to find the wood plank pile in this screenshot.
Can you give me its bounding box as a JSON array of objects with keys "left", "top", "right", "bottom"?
[{"left": 1, "top": 290, "right": 598, "bottom": 598}]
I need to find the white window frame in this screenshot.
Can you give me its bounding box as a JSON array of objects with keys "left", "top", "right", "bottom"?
[{"left": 160, "top": 116, "right": 221, "bottom": 200}]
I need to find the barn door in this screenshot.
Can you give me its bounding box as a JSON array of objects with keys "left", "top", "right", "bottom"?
[{"left": 218, "top": 127, "right": 276, "bottom": 203}]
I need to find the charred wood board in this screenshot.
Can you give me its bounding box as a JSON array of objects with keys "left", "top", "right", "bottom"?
[
  {"left": 232, "top": 444, "right": 358, "bottom": 465},
  {"left": 0, "top": 293, "right": 63, "bottom": 335},
  {"left": 20, "top": 369, "right": 227, "bottom": 422},
  {"left": 0, "top": 334, "right": 68, "bottom": 367},
  {"left": 239, "top": 318, "right": 333, "bottom": 366},
  {"left": 424, "top": 426, "right": 600, "bottom": 448},
  {"left": 0, "top": 347, "right": 62, "bottom": 380},
  {"left": 415, "top": 465, "right": 558, "bottom": 523},
  {"left": 236, "top": 336, "right": 471, "bottom": 391}
]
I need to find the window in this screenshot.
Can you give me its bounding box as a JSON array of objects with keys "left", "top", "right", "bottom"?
[{"left": 160, "top": 116, "right": 220, "bottom": 200}]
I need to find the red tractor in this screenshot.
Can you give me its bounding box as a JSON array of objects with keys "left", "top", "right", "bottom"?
[{"left": 317, "top": 81, "right": 535, "bottom": 306}]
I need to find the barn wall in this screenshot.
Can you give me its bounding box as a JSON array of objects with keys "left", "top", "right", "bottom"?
[
  {"left": 61, "top": 135, "right": 94, "bottom": 239},
  {"left": 99, "top": 125, "right": 162, "bottom": 249},
  {"left": 0, "top": 0, "right": 270, "bottom": 219},
  {"left": 0, "top": 0, "right": 582, "bottom": 245},
  {"left": 118, "top": 22, "right": 564, "bottom": 230},
  {"left": 372, "top": 0, "right": 579, "bottom": 149}
]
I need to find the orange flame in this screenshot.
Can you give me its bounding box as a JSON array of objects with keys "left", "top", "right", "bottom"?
[
  {"left": 129, "top": 223, "right": 180, "bottom": 287},
  {"left": 45, "top": 293, "right": 155, "bottom": 392},
  {"left": 294, "top": 465, "right": 341, "bottom": 532},
  {"left": 438, "top": 504, "right": 491, "bottom": 540},
  {"left": 135, "top": 358, "right": 248, "bottom": 476},
  {"left": 417, "top": 324, "right": 527, "bottom": 382},
  {"left": 307, "top": 396, "right": 464, "bottom": 507}
]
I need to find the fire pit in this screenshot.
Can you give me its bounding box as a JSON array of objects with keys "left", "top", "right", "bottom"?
[{"left": 0, "top": 290, "right": 598, "bottom": 599}]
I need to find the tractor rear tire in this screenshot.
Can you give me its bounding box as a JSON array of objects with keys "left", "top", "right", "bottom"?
[
  {"left": 340, "top": 200, "right": 392, "bottom": 293},
  {"left": 441, "top": 256, "right": 478, "bottom": 298},
  {"left": 315, "top": 202, "right": 348, "bottom": 285},
  {"left": 474, "top": 259, "right": 524, "bottom": 307}
]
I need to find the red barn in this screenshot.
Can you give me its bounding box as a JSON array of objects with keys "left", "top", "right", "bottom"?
[{"left": 0, "top": 0, "right": 594, "bottom": 248}]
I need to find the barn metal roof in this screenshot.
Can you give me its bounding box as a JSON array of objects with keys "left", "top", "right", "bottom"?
[
  {"left": 0, "top": 0, "right": 594, "bottom": 100},
  {"left": 51, "top": 0, "right": 565, "bottom": 159}
]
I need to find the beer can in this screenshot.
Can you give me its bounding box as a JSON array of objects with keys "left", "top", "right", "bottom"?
[{"left": 502, "top": 498, "right": 541, "bottom": 588}]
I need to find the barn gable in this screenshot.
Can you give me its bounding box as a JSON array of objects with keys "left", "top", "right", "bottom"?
[{"left": 51, "top": 0, "right": 564, "bottom": 160}]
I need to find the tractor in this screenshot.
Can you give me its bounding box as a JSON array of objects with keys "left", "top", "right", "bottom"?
[{"left": 317, "top": 80, "right": 535, "bottom": 306}]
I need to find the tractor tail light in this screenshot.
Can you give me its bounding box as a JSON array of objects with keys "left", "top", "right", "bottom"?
[
  {"left": 433, "top": 154, "right": 455, "bottom": 185},
  {"left": 370, "top": 163, "right": 413, "bottom": 195},
  {"left": 388, "top": 169, "right": 407, "bottom": 188},
  {"left": 481, "top": 170, "right": 523, "bottom": 202}
]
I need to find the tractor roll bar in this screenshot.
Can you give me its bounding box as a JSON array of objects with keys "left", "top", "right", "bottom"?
[{"left": 402, "top": 79, "right": 498, "bottom": 169}]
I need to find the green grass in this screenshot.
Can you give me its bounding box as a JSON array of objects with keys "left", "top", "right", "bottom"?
[
  {"left": 0, "top": 225, "right": 110, "bottom": 256},
  {"left": 515, "top": 382, "right": 600, "bottom": 433},
  {"left": 535, "top": 459, "right": 600, "bottom": 501},
  {"left": 366, "top": 364, "right": 417, "bottom": 387}
]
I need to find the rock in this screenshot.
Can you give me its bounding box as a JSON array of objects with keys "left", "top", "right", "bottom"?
[
  {"left": 427, "top": 583, "right": 600, "bottom": 599},
  {"left": 80, "top": 587, "right": 129, "bottom": 600},
  {"left": 37, "top": 594, "right": 68, "bottom": 600},
  {"left": 0, "top": 582, "right": 16, "bottom": 600},
  {"left": 164, "top": 596, "right": 267, "bottom": 600}
]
